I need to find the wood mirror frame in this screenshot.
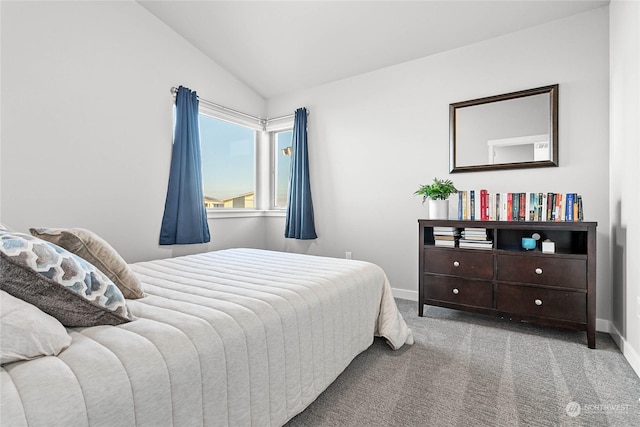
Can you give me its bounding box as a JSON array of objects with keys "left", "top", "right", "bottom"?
[{"left": 449, "top": 84, "right": 558, "bottom": 173}]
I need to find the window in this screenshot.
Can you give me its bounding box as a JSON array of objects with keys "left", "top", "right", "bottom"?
[
  {"left": 274, "top": 130, "right": 293, "bottom": 208},
  {"left": 199, "top": 114, "right": 255, "bottom": 209},
  {"left": 172, "top": 93, "right": 294, "bottom": 213}
]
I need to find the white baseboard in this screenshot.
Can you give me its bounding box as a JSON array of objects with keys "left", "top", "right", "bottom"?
[
  {"left": 391, "top": 287, "right": 418, "bottom": 301},
  {"left": 607, "top": 322, "right": 640, "bottom": 379},
  {"left": 595, "top": 318, "right": 610, "bottom": 333},
  {"left": 392, "top": 287, "right": 640, "bottom": 379},
  {"left": 594, "top": 320, "right": 640, "bottom": 379},
  {"left": 608, "top": 321, "right": 624, "bottom": 350}
]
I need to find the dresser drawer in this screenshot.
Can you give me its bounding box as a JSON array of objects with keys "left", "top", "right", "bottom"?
[
  {"left": 496, "top": 284, "right": 586, "bottom": 323},
  {"left": 496, "top": 254, "right": 586, "bottom": 289},
  {"left": 424, "top": 248, "right": 493, "bottom": 279},
  {"left": 424, "top": 276, "right": 493, "bottom": 308}
]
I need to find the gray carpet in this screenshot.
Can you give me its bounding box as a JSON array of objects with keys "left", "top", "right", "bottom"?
[{"left": 286, "top": 299, "right": 640, "bottom": 426}]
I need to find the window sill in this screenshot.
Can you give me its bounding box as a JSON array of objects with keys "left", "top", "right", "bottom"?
[{"left": 206, "top": 209, "right": 286, "bottom": 219}]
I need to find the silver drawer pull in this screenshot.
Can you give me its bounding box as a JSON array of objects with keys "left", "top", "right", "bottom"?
[
  {"left": 535, "top": 267, "right": 543, "bottom": 275},
  {"left": 535, "top": 299, "right": 543, "bottom": 306},
  {"left": 452, "top": 288, "right": 459, "bottom": 295},
  {"left": 453, "top": 261, "right": 460, "bottom": 267}
]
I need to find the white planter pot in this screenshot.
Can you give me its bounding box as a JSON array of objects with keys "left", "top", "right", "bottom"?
[{"left": 428, "top": 199, "right": 449, "bottom": 219}]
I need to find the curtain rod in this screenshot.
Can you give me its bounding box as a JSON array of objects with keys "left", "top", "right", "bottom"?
[{"left": 170, "top": 86, "right": 303, "bottom": 126}]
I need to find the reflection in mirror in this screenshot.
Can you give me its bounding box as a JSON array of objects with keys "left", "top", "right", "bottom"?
[
  {"left": 488, "top": 134, "right": 549, "bottom": 164},
  {"left": 450, "top": 84, "right": 558, "bottom": 173}
]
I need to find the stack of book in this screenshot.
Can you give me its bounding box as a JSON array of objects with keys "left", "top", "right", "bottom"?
[
  {"left": 433, "top": 226, "right": 460, "bottom": 248},
  {"left": 459, "top": 227, "right": 493, "bottom": 250}
]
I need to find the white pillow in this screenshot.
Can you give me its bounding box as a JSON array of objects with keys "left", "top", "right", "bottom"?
[{"left": 1, "top": 291, "right": 72, "bottom": 365}]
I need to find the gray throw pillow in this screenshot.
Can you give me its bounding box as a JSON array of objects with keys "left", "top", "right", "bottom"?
[
  {"left": 30, "top": 227, "right": 144, "bottom": 299},
  {"left": 0, "top": 232, "right": 133, "bottom": 327}
]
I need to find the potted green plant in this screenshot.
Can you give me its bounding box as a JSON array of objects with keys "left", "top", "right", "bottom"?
[{"left": 415, "top": 178, "right": 458, "bottom": 219}]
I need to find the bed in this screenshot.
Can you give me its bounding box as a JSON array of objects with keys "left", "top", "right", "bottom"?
[{"left": 1, "top": 244, "right": 412, "bottom": 427}]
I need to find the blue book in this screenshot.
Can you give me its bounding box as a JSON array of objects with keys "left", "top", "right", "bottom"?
[
  {"left": 566, "top": 193, "right": 574, "bottom": 221},
  {"left": 470, "top": 190, "right": 475, "bottom": 220}
]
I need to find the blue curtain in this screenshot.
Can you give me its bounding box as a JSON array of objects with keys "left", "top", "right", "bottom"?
[
  {"left": 285, "top": 108, "right": 317, "bottom": 239},
  {"left": 159, "top": 86, "right": 211, "bottom": 245}
]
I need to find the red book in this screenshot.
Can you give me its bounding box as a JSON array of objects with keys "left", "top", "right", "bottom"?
[
  {"left": 507, "top": 193, "right": 513, "bottom": 221},
  {"left": 485, "top": 191, "right": 491, "bottom": 220},
  {"left": 480, "top": 189, "right": 487, "bottom": 220}
]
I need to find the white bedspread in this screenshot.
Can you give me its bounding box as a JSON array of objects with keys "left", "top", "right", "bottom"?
[{"left": 1, "top": 248, "right": 412, "bottom": 426}]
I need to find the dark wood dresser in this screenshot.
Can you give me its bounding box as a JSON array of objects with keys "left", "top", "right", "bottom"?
[{"left": 418, "top": 219, "right": 597, "bottom": 348}]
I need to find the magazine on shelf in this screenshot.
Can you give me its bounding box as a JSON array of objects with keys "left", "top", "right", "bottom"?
[
  {"left": 461, "top": 227, "right": 487, "bottom": 239},
  {"left": 459, "top": 240, "right": 493, "bottom": 250},
  {"left": 460, "top": 235, "right": 488, "bottom": 241},
  {"left": 433, "top": 226, "right": 459, "bottom": 234},
  {"left": 434, "top": 235, "right": 457, "bottom": 241}
]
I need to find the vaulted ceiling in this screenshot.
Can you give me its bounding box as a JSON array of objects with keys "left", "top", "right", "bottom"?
[{"left": 138, "top": 1, "right": 609, "bottom": 98}]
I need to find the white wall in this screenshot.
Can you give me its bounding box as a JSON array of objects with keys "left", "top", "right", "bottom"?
[
  {"left": 266, "top": 8, "right": 611, "bottom": 321},
  {"left": 2, "top": 2, "right": 623, "bottom": 345},
  {"left": 0, "top": 0, "right": 266, "bottom": 262},
  {"left": 609, "top": 0, "right": 640, "bottom": 376}
]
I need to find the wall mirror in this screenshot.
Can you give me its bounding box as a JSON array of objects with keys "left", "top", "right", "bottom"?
[{"left": 449, "top": 84, "right": 558, "bottom": 173}]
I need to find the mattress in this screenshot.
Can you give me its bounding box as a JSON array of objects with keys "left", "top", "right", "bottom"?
[{"left": 1, "top": 248, "right": 412, "bottom": 426}]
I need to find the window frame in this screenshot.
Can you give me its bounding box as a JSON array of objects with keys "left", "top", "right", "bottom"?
[
  {"left": 192, "top": 101, "right": 293, "bottom": 218},
  {"left": 198, "top": 110, "right": 258, "bottom": 212},
  {"left": 271, "top": 128, "right": 294, "bottom": 210},
  {"left": 265, "top": 116, "right": 294, "bottom": 212}
]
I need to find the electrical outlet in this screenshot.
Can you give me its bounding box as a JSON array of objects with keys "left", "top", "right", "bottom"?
[{"left": 345, "top": 251, "right": 352, "bottom": 260}]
